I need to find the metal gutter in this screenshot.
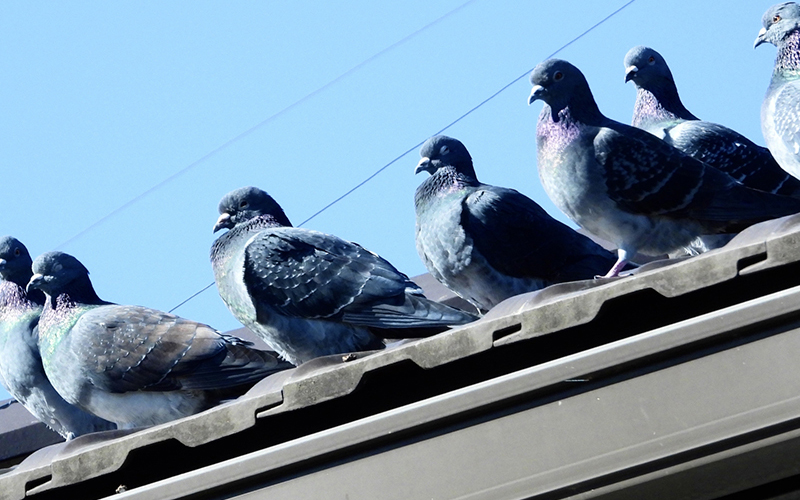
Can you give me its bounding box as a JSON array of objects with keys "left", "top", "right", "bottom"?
[{"left": 111, "top": 285, "right": 800, "bottom": 500}]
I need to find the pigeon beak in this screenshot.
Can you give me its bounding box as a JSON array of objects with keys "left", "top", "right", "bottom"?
[
  {"left": 415, "top": 157, "right": 434, "bottom": 175},
  {"left": 528, "top": 85, "right": 545, "bottom": 105},
  {"left": 624, "top": 65, "right": 638, "bottom": 83},
  {"left": 0, "top": 258, "right": 6, "bottom": 271},
  {"left": 213, "top": 213, "right": 234, "bottom": 233},
  {"left": 754, "top": 27, "right": 768, "bottom": 49},
  {"left": 26, "top": 274, "right": 44, "bottom": 293}
]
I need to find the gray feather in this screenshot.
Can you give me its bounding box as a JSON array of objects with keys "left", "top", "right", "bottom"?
[
  {"left": 529, "top": 59, "right": 800, "bottom": 277},
  {"left": 211, "top": 187, "right": 478, "bottom": 366},
  {"left": 29, "top": 251, "right": 290, "bottom": 430},
  {"left": 414, "top": 135, "right": 627, "bottom": 312},
  {"left": 756, "top": 3, "right": 800, "bottom": 180},
  {"left": 625, "top": 45, "right": 800, "bottom": 197},
  {"left": 0, "top": 237, "right": 115, "bottom": 439}
]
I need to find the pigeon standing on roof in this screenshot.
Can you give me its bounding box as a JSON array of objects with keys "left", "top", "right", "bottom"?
[
  {"left": 528, "top": 59, "right": 800, "bottom": 277},
  {"left": 624, "top": 45, "right": 800, "bottom": 197},
  {"left": 414, "top": 135, "right": 629, "bottom": 313},
  {"left": 756, "top": 2, "right": 800, "bottom": 180},
  {"left": 27, "top": 251, "right": 291, "bottom": 430},
  {"left": 211, "top": 186, "right": 478, "bottom": 366},
  {"left": 0, "top": 238, "right": 115, "bottom": 439}
]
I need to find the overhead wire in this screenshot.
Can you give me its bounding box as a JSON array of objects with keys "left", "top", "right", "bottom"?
[
  {"left": 168, "top": 0, "right": 638, "bottom": 313},
  {"left": 298, "top": 0, "right": 637, "bottom": 227},
  {"left": 55, "top": 0, "right": 480, "bottom": 251}
]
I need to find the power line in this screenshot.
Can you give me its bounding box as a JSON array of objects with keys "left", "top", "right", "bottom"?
[
  {"left": 300, "top": 0, "right": 636, "bottom": 227},
  {"left": 168, "top": 282, "right": 217, "bottom": 314},
  {"left": 169, "top": 0, "right": 638, "bottom": 313},
  {"left": 56, "top": 0, "right": 480, "bottom": 251}
]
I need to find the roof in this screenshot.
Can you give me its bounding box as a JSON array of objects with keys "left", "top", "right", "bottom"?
[
  {"left": 0, "top": 401, "right": 62, "bottom": 473},
  {"left": 4, "top": 213, "right": 800, "bottom": 499}
]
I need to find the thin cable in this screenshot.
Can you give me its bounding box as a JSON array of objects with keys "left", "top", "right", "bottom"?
[
  {"left": 57, "top": 0, "right": 479, "bottom": 251},
  {"left": 299, "top": 0, "right": 637, "bottom": 227},
  {"left": 169, "top": 282, "right": 217, "bottom": 314},
  {"left": 170, "top": 0, "right": 637, "bottom": 313}
]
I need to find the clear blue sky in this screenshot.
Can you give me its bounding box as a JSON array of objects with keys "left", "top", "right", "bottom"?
[{"left": 0, "top": 0, "right": 776, "bottom": 400}]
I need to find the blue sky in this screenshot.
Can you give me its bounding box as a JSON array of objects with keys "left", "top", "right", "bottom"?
[{"left": 0, "top": 0, "right": 777, "bottom": 401}]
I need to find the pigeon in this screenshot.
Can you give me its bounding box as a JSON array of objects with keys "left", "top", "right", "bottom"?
[
  {"left": 755, "top": 2, "right": 800, "bottom": 180},
  {"left": 210, "top": 186, "right": 478, "bottom": 366},
  {"left": 624, "top": 45, "right": 800, "bottom": 197},
  {"left": 0, "top": 237, "right": 115, "bottom": 439},
  {"left": 27, "top": 251, "right": 291, "bottom": 430},
  {"left": 414, "top": 135, "right": 631, "bottom": 313},
  {"left": 528, "top": 59, "right": 800, "bottom": 277}
]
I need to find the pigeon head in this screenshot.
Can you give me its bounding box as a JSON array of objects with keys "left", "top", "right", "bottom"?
[
  {"left": 756, "top": 2, "right": 800, "bottom": 48},
  {"left": 415, "top": 135, "right": 475, "bottom": 178},
  {"left": 623, "top": 46, "right": 673, "bottom": 86},
  {"left": 528, "top": 59, "right": 599, "bottom": 119},
  {"left": 214, "top": 186, "right": 292, "bottom": 232},
  {"left": 0, "top": 236, "right": 34, "bottom": 285},
  {"left": 28, "top": 252, "right": 89, "bottom": 296},
  {"left": 27, "top": 251, "right": 91, "bottom": 297}
]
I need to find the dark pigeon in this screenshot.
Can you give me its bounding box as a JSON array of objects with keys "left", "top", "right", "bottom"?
[
  {"left": 528, "top": 59, "right": 800, "bottom": 277},
  {"left": 27, "top": 251, "right": 291, "bottom": 430},
  {"left": 414, "top": 135, "right": 631, "bottom": 313},
  {"left": 624, "top": 45, "right": 800, "bottom": 197},
  {"left": 755, "top": 2, "right": 800, "bottom": 180},
  {"left": 0, "top": 237, "right": 115, "bottom": 439},
  {"left": 210, "top": 186, "right": 478, "bottom": 366}
]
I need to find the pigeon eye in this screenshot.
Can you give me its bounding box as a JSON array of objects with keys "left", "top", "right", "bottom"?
[
  {"left": 648, "top": 56, "right": 655, "bottom": 65},
  {"left": 774, "top": 14, "right": 781, "bottom": 23},
  {"left": 53, "top": 263, "right": 63, "bottom": 273},
  {"left": 439, "top": 145, "right": 449, "bottom": 155},
  {"left": 553, "top": 71, "right": 564, "bottom": 81},
  {"left": 239, "top": 201, "right": 248, "bottom": 209},
  {"left": 14, "top": 248, "right": 20, "bottom": 257}
]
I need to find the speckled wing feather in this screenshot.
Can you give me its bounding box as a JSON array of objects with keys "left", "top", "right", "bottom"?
[
  {"left": 595, "top": 124, "right": 800, "bottom": 226},
  {"left": 595, "top": 124, "right": 707, "bottom": 215},
  {"left": 74, "top": 305, "right": 285, "bottom": 393},
  {"left": 463, "top": 186, "right": 617, "bottom": 282},
  {"left": 664, "top": 120, "right": 800, "bottom": 196},
  {"left": 243, "top": 228, "right": 471, "bottom": 328}
]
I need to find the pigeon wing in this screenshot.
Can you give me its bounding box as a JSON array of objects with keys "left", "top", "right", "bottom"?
[
  {"left": 242, "top": 229, "right": 428, "bottom": 326},
  {"left": 464, "top": 185, "right": 616, "bottom": 282},
  {"left": 665, "top": 120, "right": 800, "bottom": 196},
  {"left": 594, "top": 124, "right": 800, "bottom": 226},
  {"left": 75, "top": 305, "right": 282, "bottom": 393}
]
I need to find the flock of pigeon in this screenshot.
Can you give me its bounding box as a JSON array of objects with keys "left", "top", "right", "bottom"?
[{"left": 2, "top": 3, "right": 800, "bottom": 440}]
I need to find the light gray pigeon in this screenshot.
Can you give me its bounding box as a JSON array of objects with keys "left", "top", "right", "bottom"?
[
  {"left": 756, "top": 2, "right": 800, "bottom": 180},
  {"left": 27, "top": 251, "right": 291, "bottom": 430},
  {"left": 414, "top": 135, "right": 632, "bottom": 313},
  {"left": 210, "top": 186, "right": 478, "bottom": 366},
  {"left": 0, "top": 237, "right": 115, "bottom": 439},
  {"left": 528, "top": 59, "right": 800, "bottom": 277},
  {"left": 624, "top": 45, "right": 800, "bottom": 197}
]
